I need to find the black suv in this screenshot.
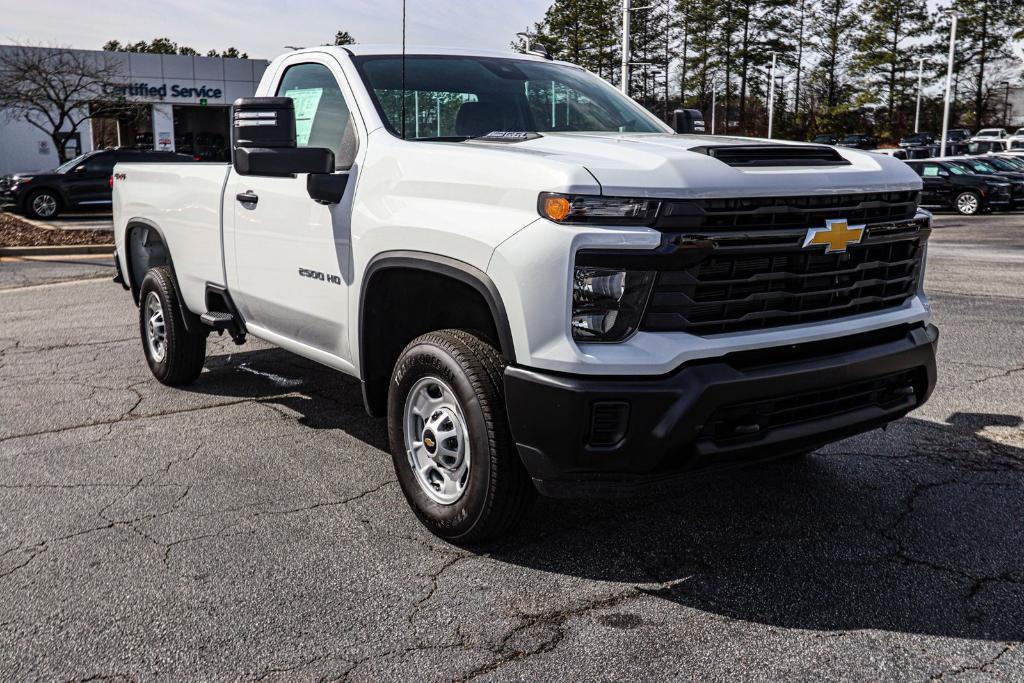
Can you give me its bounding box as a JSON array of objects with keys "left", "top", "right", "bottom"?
[
  {"left": 905, "top": 159, "right": 1013, "bottom": 215},
  {"left": 945, "top": 157, "right": 1024, "bottom": 209},
  {"left": 0, "top": 149, "right": 195, "bottom": 220},
  {"left": 837, "top": 133, "right": 878, "bottom": 150},
  {"left": 810, "top": 133, "right": 839, "bottom": 145},
  {"left": 899, "top": 132, "right": 935, "bottom": 147}
]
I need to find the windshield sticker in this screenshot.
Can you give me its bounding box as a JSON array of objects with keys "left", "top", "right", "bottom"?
[{"left": 286, "top": 88, "right": 324, "bottom": 146}]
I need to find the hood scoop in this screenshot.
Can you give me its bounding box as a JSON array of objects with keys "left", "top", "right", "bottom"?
[{"left": 689, "top": 144, "right": 850, "bottom": 168}]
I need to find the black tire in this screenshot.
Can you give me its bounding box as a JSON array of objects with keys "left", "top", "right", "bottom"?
[
  {"left": 954, "top": 191, "right": 981, "bottom": 216},
  {"left": 138, "top": 266, "right": 206, "bottom": 385},
  {"left": 387, "top": 329, "right": 534, "bottom": 544},
  {"left": 24, "top": 189, "right": 61, "bottom": 220}
]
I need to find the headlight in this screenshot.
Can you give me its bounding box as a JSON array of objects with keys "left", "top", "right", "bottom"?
[
  {"left": 571, "top": 267, "right": 655, "bottom": 342},
  {"left": 540, "top": 193, "right": 661, "bottom": 225}
]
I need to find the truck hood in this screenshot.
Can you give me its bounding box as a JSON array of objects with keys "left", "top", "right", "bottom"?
[{"left": 468, "top": 132, "right": 922, "bottom": 198}]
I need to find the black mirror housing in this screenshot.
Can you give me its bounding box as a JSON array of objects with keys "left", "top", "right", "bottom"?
[
  {"left": 231, "top": 97, "right": 335, "bottom": 176},
  {"left": 672, "top": 109, "right": 706, "bottom": 135},
  {"left": 233, "top": 147, "right": 335, "bottom": 177},
  {"left": 307, "top": 172, "right": 350, "bottom": 205},
  {"left": 232, "top": 97, "right": 296, "bottom": 149}
]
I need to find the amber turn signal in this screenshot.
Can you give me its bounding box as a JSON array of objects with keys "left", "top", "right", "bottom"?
[{"left": 541, "top": 195, "right": 572, "bottom": 222}]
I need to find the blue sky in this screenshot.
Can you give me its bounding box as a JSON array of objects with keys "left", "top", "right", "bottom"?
[{"left": 0, "top": 0, "right": 554, "bottom": 59}]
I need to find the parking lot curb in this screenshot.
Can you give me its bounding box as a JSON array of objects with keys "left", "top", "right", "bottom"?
[{"left": 0, "top": 245, "right": 113, "bottom": 257}]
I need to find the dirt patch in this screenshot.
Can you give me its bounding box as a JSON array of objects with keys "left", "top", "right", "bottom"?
[{"left": 0, "top": 212, "right": 113, "bottom": 247}]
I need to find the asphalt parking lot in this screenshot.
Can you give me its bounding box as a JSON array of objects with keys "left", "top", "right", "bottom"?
[{"left": 0, "top": 213, "right": 1022, "bottom": 680}]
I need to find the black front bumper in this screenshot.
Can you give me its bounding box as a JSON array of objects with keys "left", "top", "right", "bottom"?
[{"left": 505, "top": 324, "right": 938, "bottom": 497}]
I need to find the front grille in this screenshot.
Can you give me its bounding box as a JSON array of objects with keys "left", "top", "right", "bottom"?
[
  {"left": 654, "top": 191, "right": 919, "bottom": 232},
  {"left": 699, "top": 369, "right": 921, "bottom": 444},
  {"left": 642, "top": 236, "right": 924, "bottom": 335}
]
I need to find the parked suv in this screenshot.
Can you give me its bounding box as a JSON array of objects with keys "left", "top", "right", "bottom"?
[
  {"left": 899, "top": 132, "right": 935, "bottom": 147},
  {"left": 0, "top": 149, "right": 196, "bottom": 219},
  {"left": 905, "top": 159, "right": 1012, "bottom": 215},
  {"left": 967, "top": 139, "right": 1010, "bottom": 155},
  {"left": 810, "top": 133, "right": 839, "bottom": 145},
  {"left": 945, "top": 157, "right": 1024, "bottom": 208},
  {"left": 974, "top": 128, "right": 1008, "bottom": 139},
  {"left": 837, "top": 133, "right": 877, "bottom": 150}
]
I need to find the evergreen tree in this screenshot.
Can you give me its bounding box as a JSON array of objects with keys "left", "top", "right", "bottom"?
[
  {"left": 947, "top": 0, "right": 1018, "bottom": 127},
  {"left": 849, "top": 0, "right": 931, "bottom": 140}
]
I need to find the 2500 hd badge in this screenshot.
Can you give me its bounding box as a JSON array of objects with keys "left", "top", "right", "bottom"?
[{"left": 298, "top": 267, "right": 341, "bottom": 285}]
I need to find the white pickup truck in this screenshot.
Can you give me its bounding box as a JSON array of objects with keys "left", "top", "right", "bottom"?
[{"left": 113, "top": 45, "right": 938, "bottom": 542}]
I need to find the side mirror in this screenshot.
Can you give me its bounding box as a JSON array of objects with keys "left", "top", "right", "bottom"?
[
  {"left": 672, "top": 109, "right": 706, "bottom": 135},
  {"left": 232, "top": 97, "right": 335, "bottom": 177}
]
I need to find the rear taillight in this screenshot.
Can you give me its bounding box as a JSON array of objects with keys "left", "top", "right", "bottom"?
[{"left": 108, "top": 175, "right": 114, "bottom": 189}]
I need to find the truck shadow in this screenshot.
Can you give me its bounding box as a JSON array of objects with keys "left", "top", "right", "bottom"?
[
  {"left": 495, "top": 411, "right": 1024, "bottom": 642},
  {"left": 189, "top": 347, "right": 1024, "bottom": 642}
]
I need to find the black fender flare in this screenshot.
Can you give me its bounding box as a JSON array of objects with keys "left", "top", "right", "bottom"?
[
  {"left": 358, "top": 251, "right": 518, "bottom": 376},
  {"left": 124, "top": 219, "right": 199, "bottom": 334}
]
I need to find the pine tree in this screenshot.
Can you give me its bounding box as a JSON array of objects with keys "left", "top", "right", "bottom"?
[
  {"left": 947, "top": 0, "right": 1018, "bottom": 127},
  {"left": 850, "top": 0, "right": 931, "bottom": 140}
]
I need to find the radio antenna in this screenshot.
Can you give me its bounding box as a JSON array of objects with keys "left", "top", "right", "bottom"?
[{"left": 401, "top": 0, "right": 407, "bottom": 140}]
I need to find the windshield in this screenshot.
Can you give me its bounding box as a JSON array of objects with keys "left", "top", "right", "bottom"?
[
  {"left": 987, "top": 158, "right": 1020, "bottom": 171},
  {"left": 841, "top": 134, "right": 867, "bottom": 142},
  {"left": 352, "top": 55, "right": 667, "bottom": 140},
  {"left": 54, "top": 153, "right": 91, "bottom": 174},
  {"left": 947, "top": 164, "right": 967, "bottom": 176},
  {"left": 953, "top": 160, "right": 994, "bottom": 174}
]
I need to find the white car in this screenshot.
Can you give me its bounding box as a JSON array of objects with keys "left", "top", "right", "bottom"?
[
  {"left": 111, "top": 45, "right": 938, "bottom": 542},
  {"left": 973, "top": 128, "right": 1008, "bottom": 140}
]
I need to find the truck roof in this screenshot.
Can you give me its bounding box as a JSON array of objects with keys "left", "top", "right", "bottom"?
[{"left": 289, "top": 44, "right": 566, "bottom": 65}]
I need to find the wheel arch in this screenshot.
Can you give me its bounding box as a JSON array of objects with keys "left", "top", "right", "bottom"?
[
  {"left": 358, "top": 251, "right": 516, "bottom": 417},
  {"left": 123, "top": 219, "right": 198, "bottom": 333}
]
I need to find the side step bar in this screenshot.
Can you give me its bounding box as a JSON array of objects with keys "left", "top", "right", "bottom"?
[
  {"left": 202, "top": 283, "right": 247, "bottom": 345},
  {"left": 200, "top": 311, "right": 235, "bottom": 330}
]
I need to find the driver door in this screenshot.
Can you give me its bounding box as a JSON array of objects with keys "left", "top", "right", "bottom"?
[{"left": 228, "top": 56, "right": 362, "bottom": 366}]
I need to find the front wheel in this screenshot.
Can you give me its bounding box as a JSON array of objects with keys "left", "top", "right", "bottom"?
[
  {"left": 138, "top": 266, "right": 207, "bottom": 385},
  {"left": 25, "top": 189, "right": 61, "bottom": 219},
  {"left": 387, "top": 329, "right": 534, "bottom": 544},
  {"left": 955, "top": 191, "right": 981, "bottom": 215}
]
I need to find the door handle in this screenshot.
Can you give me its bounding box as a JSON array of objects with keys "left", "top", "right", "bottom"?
[{"left": 236, "top": 191, "right": 258, "bottom": 205}]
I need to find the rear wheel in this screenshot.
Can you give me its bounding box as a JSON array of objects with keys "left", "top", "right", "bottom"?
[
  {"left": 955, "top": 191, "right": 981, "bottom": 215},
  {"left": 387, "top": 329, "right": 534, "bottom": 544},
  {"left": 25, "top": 189, "right": 61, "bottom": 219},
  {"left": 138, "top": 266, "right": 207, "bottom": 385}
]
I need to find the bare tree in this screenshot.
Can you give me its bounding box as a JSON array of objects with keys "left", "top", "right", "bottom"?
[{"left": 0, "top": 44, "right": 125, "bottom": 162}]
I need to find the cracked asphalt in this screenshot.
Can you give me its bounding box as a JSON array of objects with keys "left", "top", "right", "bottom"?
[{"left": 0, "top": 213, "right": 1022, "bottom": 681}]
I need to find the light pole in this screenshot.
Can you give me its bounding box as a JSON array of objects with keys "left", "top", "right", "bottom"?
[
  {"left": 1002, "top": 81, "right": 1011, "bottom": 127},
  {"left": 939, "top": 12, "right": 957, "bottom": 158},
  {"left": 711, "top": 81, "right": 717, "bottom": 135},
  {"left": 621, "top": 0, "right": 630, "bottom": 95},
  {"left": 621, "top": 1, "right": 654, "bottom": 97},
  {"left": 914, "top": 57, "right": 925, "bottom": 133},
  {"left": 767, "top": 52, "right": 778, "bottom": 139}
]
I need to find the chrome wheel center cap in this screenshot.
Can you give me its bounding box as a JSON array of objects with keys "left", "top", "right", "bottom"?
[{"left": 422, "top": 408, "right": 464, "bottom": 470}]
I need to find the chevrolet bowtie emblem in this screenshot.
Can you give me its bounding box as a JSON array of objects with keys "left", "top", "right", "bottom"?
[{"left": 803, "top": 218, "right": 866, "bottom": 254}]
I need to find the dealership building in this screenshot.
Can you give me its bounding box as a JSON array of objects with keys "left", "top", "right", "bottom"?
[{"left": 0, "top": 45, "right": 269, "bottom": 174}]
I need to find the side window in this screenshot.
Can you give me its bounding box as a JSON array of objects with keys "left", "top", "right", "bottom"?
[
  {"left": 275, "top": 62, "right": 357, "bottom": 170},
  {"left": 80, "top": 154, "right": 116, "bottom": 176},
  {"left": 921, "top": 164, "right": 940, "bottom": 178}
]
